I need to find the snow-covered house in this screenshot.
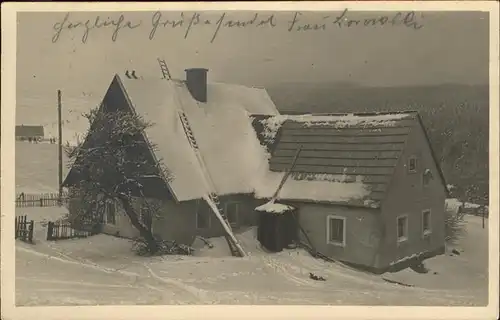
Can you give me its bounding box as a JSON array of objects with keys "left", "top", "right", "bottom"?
[
  {"left": 63, "top": 68, "right": 448, "bottom": 273},
  {"left": 250, "top": 112, "right": 450, "bottom": 273},
  {"left": 63, "top": 68, "right": 280, "bottom": 244}
]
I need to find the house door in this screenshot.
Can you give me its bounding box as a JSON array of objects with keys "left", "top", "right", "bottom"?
[{"left": 225, "top": 202, "right": 240, "bottom": 228}]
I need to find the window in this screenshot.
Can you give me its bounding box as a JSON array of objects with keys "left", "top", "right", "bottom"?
[
  {"left": 408, "top": 156, "right": 418, "bottom": 173},
  {"left": 397, "top": 215, "right": 408, "bottom": 242},
  {"left": 422, "top": 210, "right": 431, "bottom": 236},
  {"left": 423, "top": 169, "right": 433, "bottom": 187},
  {"left": 326, "top": 215, "right": 346, "bottom": 247},
  {"left": 196, "top": 201, "right": 212, "bottom": 229},
  {"left": 225, "top": 202, "right": 239, "bottom": 226},
  {"left": 105, "top": 200, "right": 116, "bottom": 225}
]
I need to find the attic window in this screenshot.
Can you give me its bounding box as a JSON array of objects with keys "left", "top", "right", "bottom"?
[{"left": 408, "top": 156, "right": 418, "bottom": 173}]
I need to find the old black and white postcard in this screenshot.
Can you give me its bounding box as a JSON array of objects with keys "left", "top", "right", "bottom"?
[{"left": 1, "top": 2, "right": 499, "bottom": 320}]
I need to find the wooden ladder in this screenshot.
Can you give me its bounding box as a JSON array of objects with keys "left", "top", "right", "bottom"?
[
  {"left": 178, "top": 110, "right": 245, "bottom": 257},
  {"left": 157, "top": 58, "right": 172, "bottom": 80}
]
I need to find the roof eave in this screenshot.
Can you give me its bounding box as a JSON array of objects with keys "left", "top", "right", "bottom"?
[
  {"left": 415, "top": 113, "right": 450, "bottom": 198},
  {"left": 256, "top": 196, "right": 381, "bottom": 210}
]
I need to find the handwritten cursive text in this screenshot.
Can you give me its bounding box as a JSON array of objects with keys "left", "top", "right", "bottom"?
[
  {"left": 148, "top": 11, "right": 277, "bottom": 43},
  {"left": 288, "top": 10, "right": 424, "bottom": 32},
  {"left": 52, "top": 12, "right": 142, "bottom": 44},
  {"left": 52, "top": 10, "right": 425, "bottom": 45}
]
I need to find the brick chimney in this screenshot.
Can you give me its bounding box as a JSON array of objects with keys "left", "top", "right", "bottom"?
[{"left": 185, "top": 68, "right": 208, "bottom": 103}]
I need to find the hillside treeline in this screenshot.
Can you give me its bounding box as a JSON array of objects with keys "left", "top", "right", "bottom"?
[{"left": 267, "top": 83, "right": 489, "bottom": 204}]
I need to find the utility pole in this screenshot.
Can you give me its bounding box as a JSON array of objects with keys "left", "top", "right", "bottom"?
[
  {"left": 58, "top": 90, "right": 63, "bottom": 205},
  {"left": 482, "top": 205, "right": 485, "bottom": 229}
]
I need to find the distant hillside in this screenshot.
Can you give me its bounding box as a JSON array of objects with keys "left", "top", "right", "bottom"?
[{"left": 266, "top": 83, "right": 489, "bottom": 204}]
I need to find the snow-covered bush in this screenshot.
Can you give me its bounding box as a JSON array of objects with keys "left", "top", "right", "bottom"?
[
  {"left": 132, "top": 236, "right": 194, "bottom": 257},
  {"left": 445, "top": 208, "right": 467, "bottom": 245}
]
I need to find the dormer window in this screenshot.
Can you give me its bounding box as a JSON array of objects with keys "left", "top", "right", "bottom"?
[{"left": 408, "top": 156, "right": 418, "bottom": 173}]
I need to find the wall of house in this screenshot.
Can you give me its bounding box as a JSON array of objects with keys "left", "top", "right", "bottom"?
[
  {"left": 101, "top": 197, "right": 197, "bottom": 246},
  {"left": 67, "top": 192, "right": 259, "bottom": 245},
  {"left": 116, "top": 194, "right": 260, "bottom": 244},
  {"left": 66, "top": 194, "right": 139, "bottom": 238},
  {"left": 67, "top": 196, "right": 82, "bottom": 224},
  {"left": 295, "top": 202, "right": 382, "bottom": 268},
  {"left": 101, "top": 199, "right": 140, "bottom": 239},
  {"left": 195, "top": 194, "right": 261, "bottom": 238},
  {"left": 379, "top": 122, "right": 447, "bottom": 267},
  {"left": 150, "top": 199, "right": 198, "bottom": 246}
]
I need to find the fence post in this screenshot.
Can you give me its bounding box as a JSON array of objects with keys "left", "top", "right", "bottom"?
[
  {"left": 482, "top": 206, "right": 485, "bottom": 229},
  {"left": 22, "top": 216, "right": 27, "bottom": 241},
  {"left": 47, "top": 221, "right": 53, "bottom": 241},
  {"left": 14, "top": 216, "right": 18, "bottom": 239},
  {"left": 28, "top": 220, "right": 34, "bottom": 243},
  {"left": 21, "top": 216, "right": 25, "bottom": 242}
]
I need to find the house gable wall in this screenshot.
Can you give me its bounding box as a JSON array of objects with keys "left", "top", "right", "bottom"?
[
  {"left": 296, "top": 202, "right": 382, "bottom": 268},
  {"left": 380, "top": 121, "right": 447, "bottom": 267},
  {"left": 64, "top": 75, "right": 174, "bottom": 199}
]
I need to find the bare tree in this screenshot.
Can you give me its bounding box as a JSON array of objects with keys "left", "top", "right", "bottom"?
[
  {"left": 64, "top": 107, "right": 171, "bottom": 254},
  {"left": 444, "top": 207, "right": 467, "bottom": 245}
]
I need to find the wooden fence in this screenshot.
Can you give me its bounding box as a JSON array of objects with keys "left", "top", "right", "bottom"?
[
  {"left": 16, "top": 192, "right": 69, "bottom": 208},
  {"left": 47, "top": 220, "right": 97, "bottom": 241},
  {"left": 15, "top": 215, "right": 34, "bottom": 243}
]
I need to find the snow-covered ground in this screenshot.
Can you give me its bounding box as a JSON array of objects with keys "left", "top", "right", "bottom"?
[
  {"left": 15, "top": 142, "right": 71, "bottom": 194},
  {"left": 14, "top": 207, "right": 488, "bottom": 306}
]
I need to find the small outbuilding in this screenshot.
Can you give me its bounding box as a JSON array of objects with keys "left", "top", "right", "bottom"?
[{"left": 255, "top": 201, "right": 297, "bottom": 252}]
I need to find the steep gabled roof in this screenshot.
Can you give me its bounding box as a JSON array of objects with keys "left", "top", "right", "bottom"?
[
  {"left": 251, "top": 111, "right": 447, "bottom": 208},
  {"left": 113, "top": 75, "right": 280, "bottom": 202},
  {"left": 64, "top": 74, "right": 448, "bottom": 207}
]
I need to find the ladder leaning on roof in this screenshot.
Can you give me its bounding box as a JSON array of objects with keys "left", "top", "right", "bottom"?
[
  {"left": 157, "top": 58, "right": 172, "bottom": 80},
  {"left": 156, "top": 59, "right": 245, "bottom": 257},
  {"left": 177, "top": 110, "right": 246, "bottom": 257}
]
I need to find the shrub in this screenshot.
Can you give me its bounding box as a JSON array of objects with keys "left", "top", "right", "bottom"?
[
  {"left": 445, "top": 208, "right": 467, "bottom": 245},
  {"left": 132, "top": 236, "right": 194, "bottom": 257}
]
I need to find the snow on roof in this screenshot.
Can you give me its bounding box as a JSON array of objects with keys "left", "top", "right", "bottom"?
[
  {"left": 119, "top": 76, "right": 279, "bottom": 201},
  {"left": 255, "top": 201, "right": 295, "bottom": 214},
  {"left": 116, "top": 77, "right": 412, "bottom": 207},
  {"left": 248, "top": 112, "right": 419, "bottom": 207},
  {"left": 120, "top": 78, "right": 209, "bottom": 201},
  {"left": 252, "top": 164, "right": 372, "bottom": 205},
  {"left": 257, "top": 113, "right": 413, "bottom": 143}
]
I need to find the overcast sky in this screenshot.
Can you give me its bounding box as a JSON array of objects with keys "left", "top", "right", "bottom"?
[
  {"left": 17, "top": 10, "right": 489, "bottom": 91},
  {"left": 14, "top": 10, "right": 490, "bottom": 132}
]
